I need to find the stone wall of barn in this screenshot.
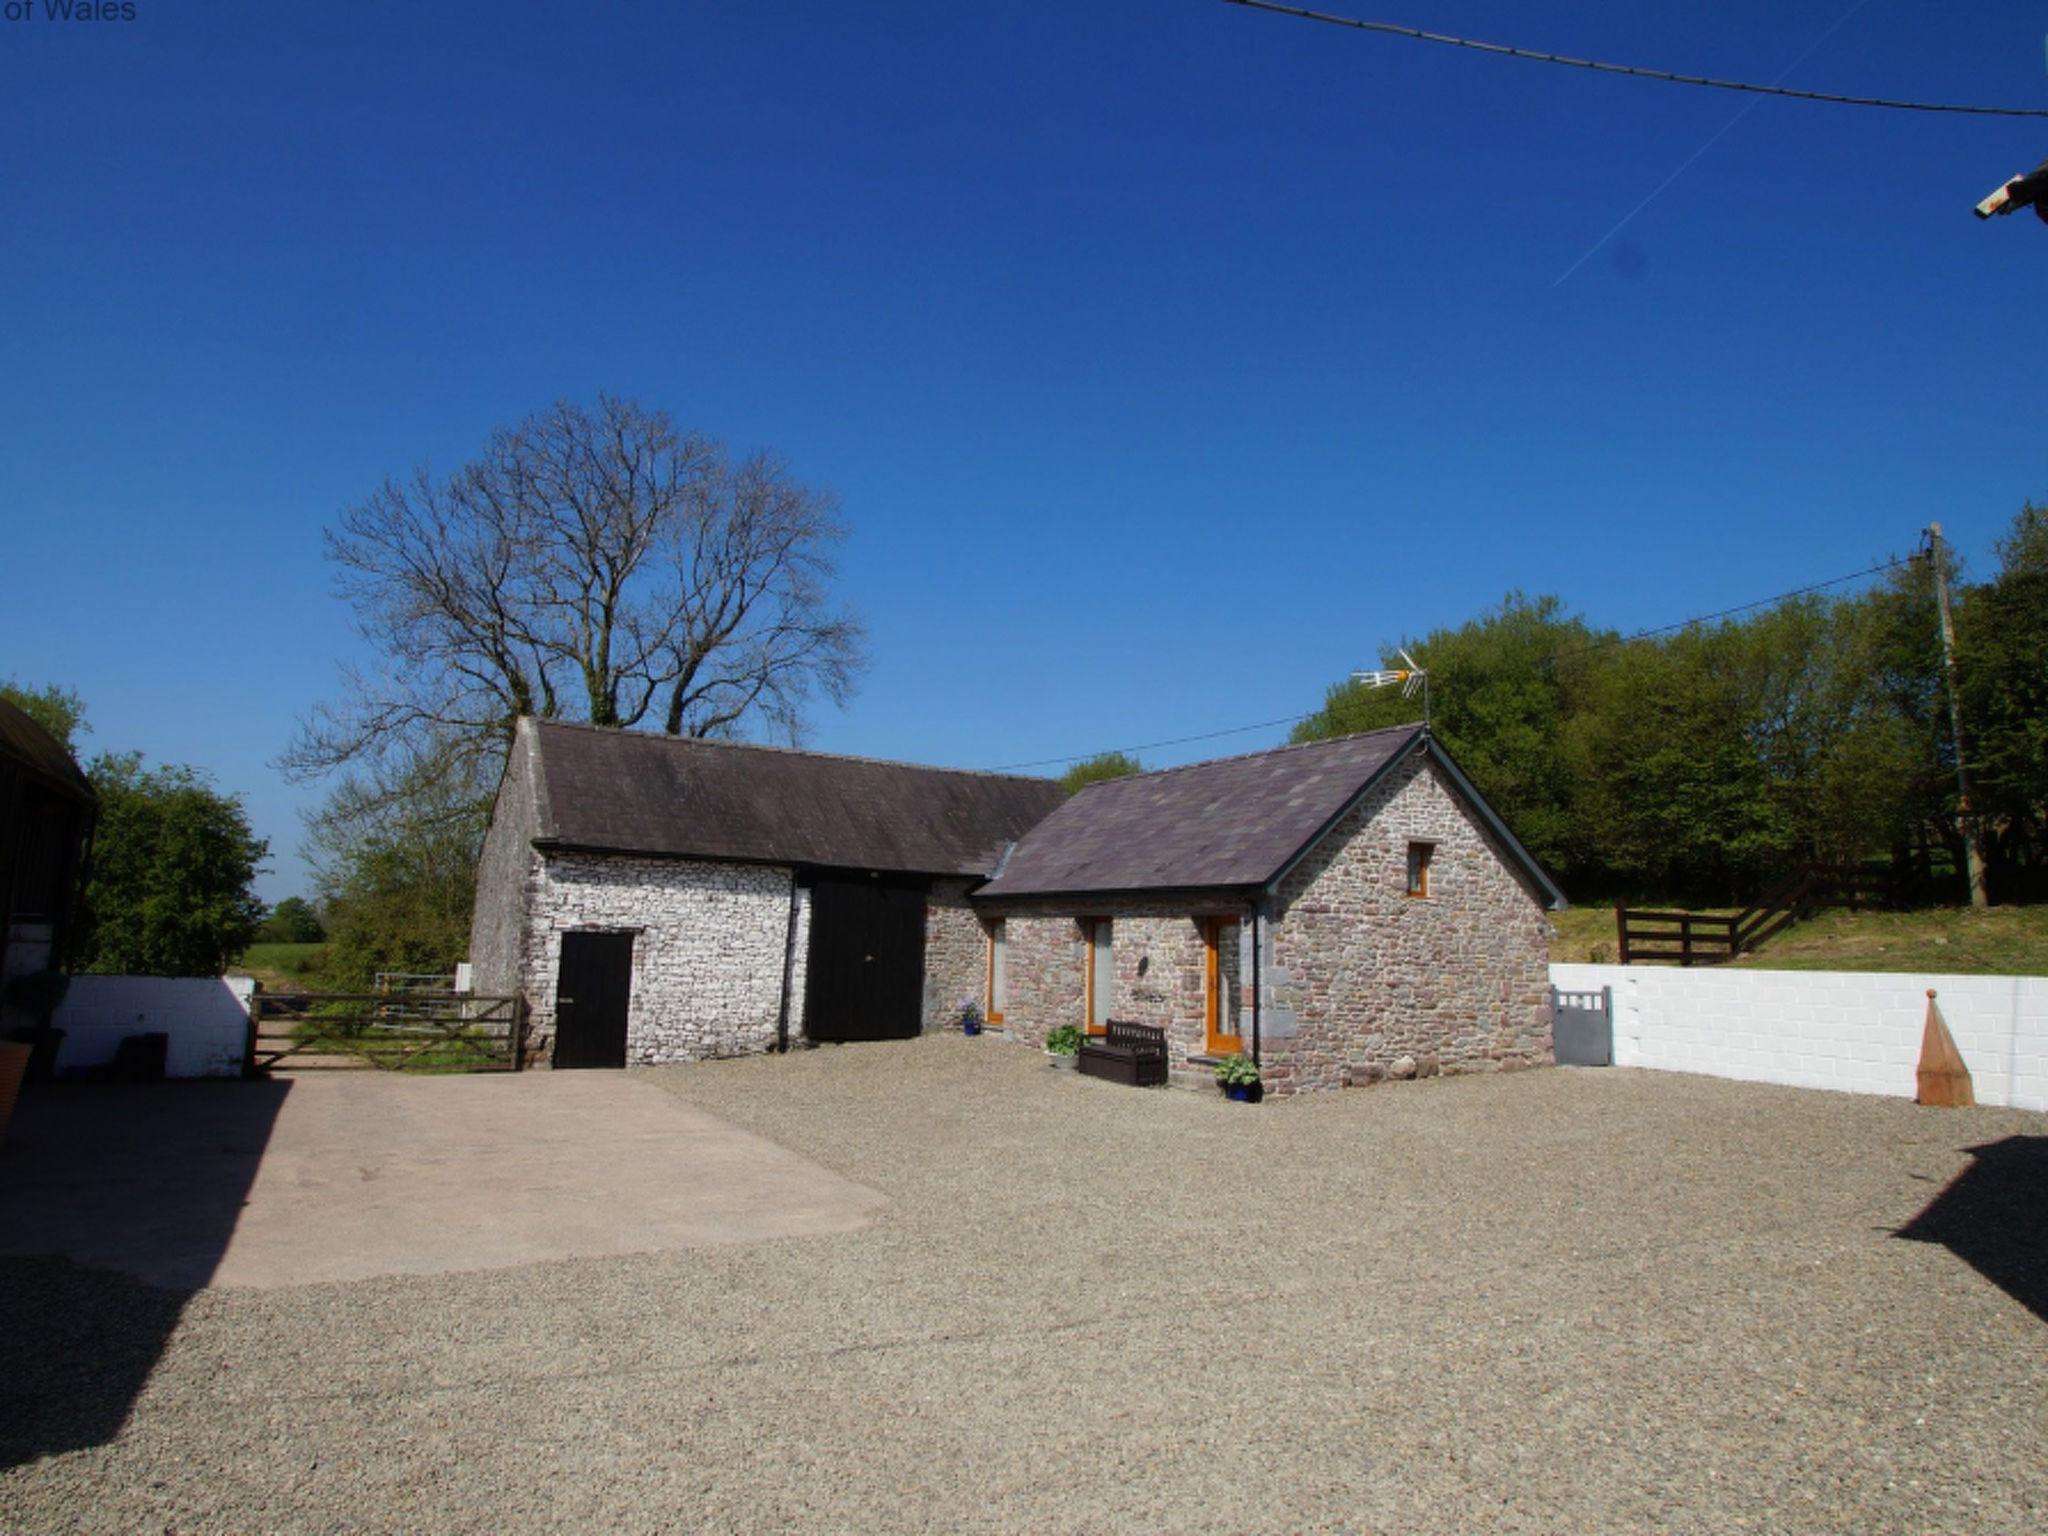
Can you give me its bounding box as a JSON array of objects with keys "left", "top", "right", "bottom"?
[
  {"left": 922, "top": 878, "right": 985, "bottom": 1033},
  {"left": 468, "top": 723, "right": 543, "bottom": 1001},
  {"left": 973, "top": 898, "right": 1249, "bottom": 1085},
  {"left": 984, "top": 909, "right": 1082, "bottom": 1044},
  {"left": 519, "top": 852, "right": 800, "bottom": 1066},
  {"left": 1261, "top": 751, "right": 1552, "bottom": 1096}
]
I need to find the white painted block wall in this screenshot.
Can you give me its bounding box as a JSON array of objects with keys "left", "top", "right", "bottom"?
[
  {"left": 48, "top": 976, "right": 254, "bottom": 1079},
  {"left": 1550, "top": 963, "right": 2047, "bottom": 1112}
]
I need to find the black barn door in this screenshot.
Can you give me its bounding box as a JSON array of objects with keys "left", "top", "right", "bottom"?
[
  {"left": 554, "top": 930, "right": 634, "bottom": 1068},
  {"left": 803, "top": 877, "right": 927, "bottom": 1042}
]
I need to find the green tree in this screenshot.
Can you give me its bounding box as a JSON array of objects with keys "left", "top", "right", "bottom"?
[
  {"left": 1294, "top": 594, "right": 1610, "bottom": 880},
  {"left": 1059, "top": 751, "right": 1146, "bottom": 794},
  {"left": 1833, "top": 552, "right": 1967, "bottom": 893},
  {"left": 1567, "top": 629, "right": 1796, "bottom": 901},
  {"left": 77, "top": 754, "right": 268, "bottom": 975},
  {"left": 306, "top": 745, "right": 482, "bottom": 989},
  {"left": 256, "top": 896, "right": 327, "bottom": 944},
  {"left": 0, "top": 680, "right": 88, "bottom": 753},
  {"left": 1959, "top": 503, "right": 2048, "bottom": 891}
]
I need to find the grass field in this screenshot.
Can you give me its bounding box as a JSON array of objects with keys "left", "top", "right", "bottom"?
[
  {"left": 1550, "top": 902, "right": 2048, "bottom": 975},
  {"left": 231, "top": 942, "right": 328, "bottom": 990}
]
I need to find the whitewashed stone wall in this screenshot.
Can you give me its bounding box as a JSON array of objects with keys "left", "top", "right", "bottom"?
[
  {"left": 522, "top": 853, "right": 798, "bottom": 1065},
  {"left": 786, "top": 882, "right": 810, "bottom": 1043},
  {"left": 1550, "top": 962, "right": 2048, "bottom": 1111}
]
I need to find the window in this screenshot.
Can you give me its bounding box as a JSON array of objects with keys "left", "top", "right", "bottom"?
[
  {"left": 1406, "top": 841, "right": 1434, "bottom": 898},
  {"left": 1084, "top": 917, "right": 1112, "bottom": 1035},
  {"left": 986, "top": 920, "right": 1008, "bottom": 1024},
  {"left": 1204, "top": 917, "right": 1242, "bottom": 1057}
]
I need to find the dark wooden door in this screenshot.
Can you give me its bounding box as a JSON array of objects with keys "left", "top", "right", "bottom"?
[
  {"left": 803, "top": 877, "right": 927, "bottom": 1042},
  {"left": 554, "top": 930, "right": 635, "bottom": 1068}
]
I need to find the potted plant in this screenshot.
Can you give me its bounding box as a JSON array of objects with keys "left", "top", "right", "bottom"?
[
  {"left": 1044, "top": 1024, "right": 1082, "bottom": 1071},
  {"left": 960, "top": 999, "right": 984, "bottom": 1037},
  {"left": 1214, "top": 1052, "right": 1262, "bottom": 1103}
]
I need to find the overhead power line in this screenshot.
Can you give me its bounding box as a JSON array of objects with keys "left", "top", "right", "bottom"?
[
  {"left": 1541, "top": 555, "right": 1915, "bottom": 663},
  {"left": 986, "top": 553, "right": 1913, "bottom": 772},
  {"left": 1218, "top": 0, "right": 2048, "bottom": 119},
  {"left": 987, "top": 712, "right": 1318, "bottom": 773}
]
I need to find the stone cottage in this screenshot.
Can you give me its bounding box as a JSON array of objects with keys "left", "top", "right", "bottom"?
[
  {"left": 971, "top": 725, "right": 1566, "bottom": 1095},
  {"left": 469, "top": 718, "right": 1565, "bottom": 1092},
  {"left": 467, "top": 718, "right": 1067, "bottom": 1067}
]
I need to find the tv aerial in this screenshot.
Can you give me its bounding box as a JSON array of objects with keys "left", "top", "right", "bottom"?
[{"left": 1352, "top": 647, "right": 1430, "bottom": 731}]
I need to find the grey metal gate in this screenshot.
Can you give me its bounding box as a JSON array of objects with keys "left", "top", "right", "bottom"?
[{"left": 1550, "top": 985, "right": 1612, "bottom": 1067}]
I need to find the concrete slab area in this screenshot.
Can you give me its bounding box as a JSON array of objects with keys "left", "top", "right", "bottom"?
[{"left": 0, "top": 1071, "right": 885, "bottom": 1289}]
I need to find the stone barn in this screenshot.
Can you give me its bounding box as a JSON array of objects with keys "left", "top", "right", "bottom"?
[
  {"left": 469, "top": 719, "right": 1566, "bottom": 1093},
  {"left": 467, "top": 719, "right": 1066, "bottom": 1067},
  {"left": 971, "top": 725, "right": 1566, "bottom": 1095}
]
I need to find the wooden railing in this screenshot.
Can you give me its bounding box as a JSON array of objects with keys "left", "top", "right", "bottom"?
[{"left": 1615, "top": 865, "right": 1897, "bottom": 967}]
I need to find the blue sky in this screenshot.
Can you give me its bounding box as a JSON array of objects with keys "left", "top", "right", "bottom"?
[{"left": 4, "top": 1, "right": 2045, "bottom": 901}]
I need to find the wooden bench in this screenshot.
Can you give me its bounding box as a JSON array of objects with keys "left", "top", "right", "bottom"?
[{"left": 1076, "top": 1019, "right": 1168, "bottom": 1088}]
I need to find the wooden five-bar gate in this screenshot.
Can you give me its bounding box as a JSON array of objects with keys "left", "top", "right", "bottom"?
[{"left": 246, "top": 986, "right": 527, "bottom": 1074}]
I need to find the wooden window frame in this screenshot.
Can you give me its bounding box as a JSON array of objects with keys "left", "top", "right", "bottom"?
[
  {"left": 1406, "top": 841, "right": 1434, "bottom": 899},
  {"left": 1083, "top": 916, "right": 1111, "bottom": 1035},
  {"left": 985, "top": 919, "right": 1006, "bottom": 1026},
  {"left": 1203, "top": 916, "right": 1242, "bottom": 1057}
]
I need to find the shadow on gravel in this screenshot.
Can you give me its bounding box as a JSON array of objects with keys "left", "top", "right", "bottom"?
[
  {"left": 1895, "top": 1135, "right": 2048, "bottom": 1325},
  {"left": 0, "top": 1079, "right": 290, "bottom": 1467}
]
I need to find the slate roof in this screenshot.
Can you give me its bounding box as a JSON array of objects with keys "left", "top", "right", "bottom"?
[
  {"left": 527, "top": 720, "right": 1067, "bottom": 878},
  {"left": 974, "top": 726, "right": 1566, "bottom": 907}
]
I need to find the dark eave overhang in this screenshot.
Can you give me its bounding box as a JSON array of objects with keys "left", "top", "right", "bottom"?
[
  {"left": 968, "top": 882, "right": 1263, "bottom": 907},
  {"left": 529, "top": 837, "right": 974, "bottom": 882}
]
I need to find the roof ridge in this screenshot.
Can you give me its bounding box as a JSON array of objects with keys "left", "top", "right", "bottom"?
[
  {"left": 527, "top": 716, "right": 1062, "bottom": 785},
  {"left": 1071, "top": 722, "right": 1424, "bottom": 793}
]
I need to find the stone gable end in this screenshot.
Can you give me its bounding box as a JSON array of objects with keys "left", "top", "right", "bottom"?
[{"left": 1263, "top": 751, "right": 1551, "bottom": 1094}]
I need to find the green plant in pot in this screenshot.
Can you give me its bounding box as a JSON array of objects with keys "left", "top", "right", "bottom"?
[
  {"left": 1214, "top": 1052, "right": 1262, "bottom": 1102},
  {"left": 1044, "top": 1024, "right": 1083, "bottom": 1071}
]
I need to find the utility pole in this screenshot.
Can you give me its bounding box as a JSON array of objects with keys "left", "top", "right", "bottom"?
[{"left": 1927, "top": 524, "right": 1990, "bottom": 909}]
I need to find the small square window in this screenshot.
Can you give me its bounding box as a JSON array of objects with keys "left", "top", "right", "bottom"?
[{"left": 1406, "top": 842, "right": 1433, "bottom": 898}]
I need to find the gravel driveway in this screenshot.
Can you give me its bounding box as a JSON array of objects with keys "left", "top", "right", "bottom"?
[{"left": 3, "top": 1037, "right": 2044, "bottom": 1534}]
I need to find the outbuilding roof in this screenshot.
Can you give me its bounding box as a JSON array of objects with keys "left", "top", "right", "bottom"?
[
  {"left": 0, "top": 696, "right": 94, "bottom": 804},
  {"left": 973, "top": 726, "right": 1566, "bottom": 907},
  {"left": 526, "top": 719, "right": 1067, "bottom": 878}
]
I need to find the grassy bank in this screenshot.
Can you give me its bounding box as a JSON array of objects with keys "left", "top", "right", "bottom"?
[
  {"left": 231, "top": 942, "right": 328, "bottom": 989},
  {"left": 1550, "top": 903, "right": 2047, "bottom": 975}
]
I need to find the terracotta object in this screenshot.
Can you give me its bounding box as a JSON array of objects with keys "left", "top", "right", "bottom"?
[{"left": 1915, "top": 989, "right": 1975, "bottom": 1108}]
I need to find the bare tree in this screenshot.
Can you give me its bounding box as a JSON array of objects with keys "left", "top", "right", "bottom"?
[{"left": 284, "top": 395, "right": 865, "bottom": 788}]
